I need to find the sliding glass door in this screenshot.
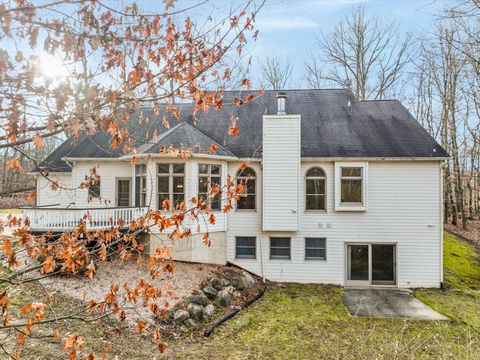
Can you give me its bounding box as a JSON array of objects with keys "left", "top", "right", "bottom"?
[{"left": 346, "top": 243, "right": 396, "bottom": 286}]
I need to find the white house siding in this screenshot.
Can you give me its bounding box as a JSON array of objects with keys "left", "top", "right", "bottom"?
[
  {"left": 36, "top": 172, "right": 74, "bottom": 207},
  {"left": 227, "top": 161, "right": 442, "bottom": 288},
  {"left": 262, "top": 115, "right": 301, "bottom": 231},
  {"left": 72, "top": 161, "right": 132, "bottom": 208}
]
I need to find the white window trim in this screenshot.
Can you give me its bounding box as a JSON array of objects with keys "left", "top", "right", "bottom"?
[
  {"left": 334, "top": 161, "right": 368, "bottom": 212},
  {"left": 305, "top": 237, "right": 327, "bottom": 261},
  {"left": 235, "top": 236, "right": 257, "bottom": 260},
  {"left": 236, "top": 166, "right": 257, "bottom": 211},
  {"left": 157, "top": 163, "right": 185, "bottom": 210},
  {"left": 198, "top": 163, "right": 223, "bottom": 212},
  {"left": 305, "top": 166, "right": 327, "bottom": 213}
]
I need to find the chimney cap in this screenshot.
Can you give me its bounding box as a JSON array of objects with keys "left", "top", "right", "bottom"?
[{"left": 277, "top": 91, "right": 287, "bottom": 98}]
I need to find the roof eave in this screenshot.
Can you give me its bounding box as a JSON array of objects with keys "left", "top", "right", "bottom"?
[{"left": 301, "top": 156, "right": 451, "bottom": 161}]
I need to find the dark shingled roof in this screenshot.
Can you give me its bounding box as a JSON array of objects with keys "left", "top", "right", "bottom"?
[
  {"left": 37, "top": 89, "right": 449, "bottom": 172},
  {"left": 136, "top": 122, "right": 235, "bottom": 157}
]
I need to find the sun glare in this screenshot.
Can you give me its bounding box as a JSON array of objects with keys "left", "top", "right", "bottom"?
[{"left": 37, "top": 55, "right": 69, "bottom": 79}]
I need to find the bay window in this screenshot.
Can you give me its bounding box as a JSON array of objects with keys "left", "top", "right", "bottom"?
[
  {"left": 198, "top": 164, "right": 222, "bottom": 211},
  {"left": 158, "top": 163, "right": 185, "bottom": 209}
]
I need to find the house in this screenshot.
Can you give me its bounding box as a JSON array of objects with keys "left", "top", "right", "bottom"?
[{"left": 27, "top": 89, "right": 449, "bottom": 288}]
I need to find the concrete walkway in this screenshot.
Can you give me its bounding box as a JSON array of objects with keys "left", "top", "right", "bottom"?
[{"left": 343, "top": 288, "right": 449, "bottom": 321}]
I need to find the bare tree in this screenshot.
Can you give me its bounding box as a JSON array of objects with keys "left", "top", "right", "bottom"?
[
  {"left": 259, "top": 56, "right": 294, "bottom": 90},
  {"left": 307, "top": 6, "right": 414, "bottom": 100},
  {"left": 304, "top": 56, "right": 325, "bottom": 89}
]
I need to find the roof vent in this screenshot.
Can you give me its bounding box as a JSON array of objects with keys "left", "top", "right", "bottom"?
[{"left": 277, "top": 92, "right": 287, "bottom": 115}]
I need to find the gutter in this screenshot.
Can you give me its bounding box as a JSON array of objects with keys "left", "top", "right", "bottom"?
[
  {"left": 301, "top": 156, "right": 451, "bottom": 162},
  {"left": 119, "top": 153, "right": 238, "bottom": 161},
  {"left": 63, "top": 157, "right": 123, "bottom": 162}
]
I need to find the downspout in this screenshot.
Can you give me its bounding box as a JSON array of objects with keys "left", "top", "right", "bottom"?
[
  {"left": 260, "top": 162, "right": 266, "bottom": 283},
  {"left": 440, "top": 161, "right": 444, "bottom": 286}
]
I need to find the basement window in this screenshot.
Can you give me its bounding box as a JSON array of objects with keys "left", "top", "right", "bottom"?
[
  {"left": 270, "top": 237, "right": 291, "bottom": 260},
  {"left": 235, "top": 236, "right": 256, "bottom": 259},
  {"left": 305, "top": 238, "right": 326, "bottom": 260}
]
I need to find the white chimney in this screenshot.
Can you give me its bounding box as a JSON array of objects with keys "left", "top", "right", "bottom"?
[
  {"left": 263, "top": 92, "right": 300, "bottom": 232},
  {"left": 277, "top": 92, "right": 287, "bottom": 115}
]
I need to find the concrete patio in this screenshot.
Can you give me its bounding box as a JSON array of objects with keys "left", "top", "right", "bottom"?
[{"left": 343, "top": 288, "right": 449, "bottom": 320}]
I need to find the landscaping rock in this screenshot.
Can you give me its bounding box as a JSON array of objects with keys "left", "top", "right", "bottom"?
[
  {"left": 188, "top": 303, "right": 204, "bottom": 321},
  {"left": 173, "top": 309, "right": 189, "bottom": 323},
  {"left": 186, "top": 293, "right": 209, "bottom": 306},
  {"left": 204, "top": 304, "right": 215, "bottom": 317},
  {"left": 215, "top": 285, "right": 235, "bottom": 307},
  {"left": 203, "top": 286, "right": 218, "bottom": 300},
  {"left": 211, "top": 277, "right": 230, "bottom": 290},
  {"left": 233, "top": 271, "right": 256, "bottom": 290},
  {"left": 185, "top": 318, "right": 198, "bottom": 328}
]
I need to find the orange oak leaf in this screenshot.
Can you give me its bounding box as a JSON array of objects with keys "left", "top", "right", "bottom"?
[
  {"left": 34, "top": 133, "right": 44, "bottom": 148},
  {"left": 136, "top": 319, "right": 146, "bottom": 334}
]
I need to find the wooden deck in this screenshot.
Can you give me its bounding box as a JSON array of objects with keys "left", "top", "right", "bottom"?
[{"left": 22, "top": 206, "right": 149, "bottom": 232}]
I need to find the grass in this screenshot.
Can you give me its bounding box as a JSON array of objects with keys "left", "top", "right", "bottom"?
[
  {"left": 0, "top": 208, "right": 22, "bottom": 214},
  {"left": 3, "top": 232, "right": 479, "bottom": 359},
  {"left": 172, "top": 232, "right": 480, "bottom": 359},
  {"left": 442, "top": 232, "right": 480, "bottom": 290},
  {"left": 415, "top": 232, "right": 480, "bottom": 329}
]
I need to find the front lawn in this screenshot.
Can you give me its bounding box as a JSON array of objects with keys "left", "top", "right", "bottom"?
[{"left": 174, "top": 232, "right": 480, "bottom": 359}]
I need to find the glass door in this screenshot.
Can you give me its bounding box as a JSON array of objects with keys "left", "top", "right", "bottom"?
[
  {"left": 346, "top": 243, "right": 396, "bottom": 286},
  {"left": 346, "top": 244, "right": 370, "bottom": 286},
  {"left": 371, "top": 244, "right": 396, "bottom": 286},
  {"left": 116, "top": 179, "right": 131, "bottom": 207}
]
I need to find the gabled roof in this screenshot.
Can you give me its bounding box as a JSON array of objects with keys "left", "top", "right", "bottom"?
[
  {"left": 135, "top": 122, "right": 235, "bottom": 157},
  {"left": 36, "top": 136, "right": 76, "bottom": 172},
  {"left": 37, "top": 89, "right": 449, "bottom": 172}
]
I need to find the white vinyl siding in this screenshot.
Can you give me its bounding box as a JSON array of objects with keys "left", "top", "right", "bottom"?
[
  {"left": 73, "top": 161, "right": 132, "bottom": 208},
  {"left": 228, "top": 161, "right": 442, "bottom": 288},
  {"left": 68, "top": 158, "right": 443, "bottom": 288},
  {"left": 262, "top": 115, "right": 301, "bottom": 231},
  {"left": 36, "top": 173, "right": 74, "bottom": 207}
]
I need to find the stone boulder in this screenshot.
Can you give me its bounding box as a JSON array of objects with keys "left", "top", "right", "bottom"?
[
  {"left": 204, "top": 303, "right": 215, "bottom": 317},
  {"left": 202, "top": 286, "right": 218, "bottom": 300},
  {"left": 186, "top": 318, "right": 198, "bottom": 328},
  {"left": 211, "top": 277, "right": 230, "bottom": 291},
  {"left": 233, "top": 271, "right": 256, "bottom": 291},
  {"left": 173, "top": 309, "right": 189, "bottom": 323},
  {"left": 215, "top": 285, "right": 235, "bottom": 307},
  {"left": 188, "top": 303, "right": 204, "bottom": 321},
  {"left": 185, "top": 293, "right": 209, "bottom": 306}
]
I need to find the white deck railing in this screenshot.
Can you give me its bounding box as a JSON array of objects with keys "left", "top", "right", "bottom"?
[{"left": 23, "top": 206, "right": 149, "bottom": 232}]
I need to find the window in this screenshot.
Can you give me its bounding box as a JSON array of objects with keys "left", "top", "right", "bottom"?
[
  {"left": 306, "top": 167, "right": 326, "bottom": 211},
  {"left": 198, "top": 164, "right": 222, "bottom": 211},
  {"left": 305, "top": 238, "right": 326, "bottom": 260},
  {"left": 135, "top": 164, "right": 147, "bottom": 207},
  {"left": 340, "top": 167, "right": 363, "bottom": 204},
  {"left": 270, "top": 237, "right": 291, "bottom": 260},
  {"left": 158, "top": 163, "right": 185, "bottom": 209},
  {"left": 236, "top": 166, "right": 256, "bottom": 210},
  {"left": 88, "top": 180, "right": 101, "bottom": 198},
  {"left": 116, "top": 179, "right": 131, "bottom": 206},
  {"left": 235, "top": 236, "right": 256, "bottom": 259}
]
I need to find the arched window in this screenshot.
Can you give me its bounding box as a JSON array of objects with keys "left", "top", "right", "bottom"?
[
  {"left": 237, "top": 166, "right": 256, "bottom": 210},
  {"left": 306, "top": 167, "right": 326, "bottom": 211}
]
